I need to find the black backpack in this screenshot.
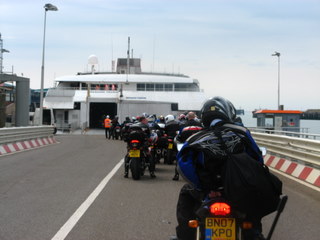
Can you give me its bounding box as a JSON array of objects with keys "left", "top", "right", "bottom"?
[
  {"left": 213, "top": 125, "right": 282, "bottom": 217},
  {"left": 185, "top": 123, "right": 282, "bottom": 217},
  {"left": 223, "top": 151, "right": 282, "bottom": 217}
]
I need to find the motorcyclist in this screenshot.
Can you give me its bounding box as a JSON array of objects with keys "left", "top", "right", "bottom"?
[
  {"left": 122, "top": 116, "right": 131, "bottom": 125},
  {"left": 164, "top": 115, "right": 180, "bottom": 138},
  {"left": 124, "top": 115, "right": 156, "bottom": 178},
  {"left": 164, "top": 115, "right": 181, "bottom": 165},
  {"left": 172, "top": 125, "right": 203, "bottom": 181},
  {"left": 185, "top": 111, "right": 202, "bottom": 127},
  {"left": 174, "top": 96, "right": 264, "bottom": 240},
  {"left": 178, "top": 114, "right": 187, "bottom": 127},
  {"left": 157, "top": 115, "right": 165, "bottom": 123},
  {"left": 147, "top": 114, "right": 162, "bottom": 131},
  {"left": 156, "top": 115, "right": 166, "bottom": 131},
  {"left": 110, "top": 116, "right": 120, "bottom": 139}
]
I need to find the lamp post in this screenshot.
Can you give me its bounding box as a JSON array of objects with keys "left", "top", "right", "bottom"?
[
  {"left": 0, "top": 33, "right": 10, "bottom": 75},
  {"left": 272, "top": 51, "right": 281, "bottom": 110},
  {"left": 39, "top": 3, "right": 58, "bottom": 125}
]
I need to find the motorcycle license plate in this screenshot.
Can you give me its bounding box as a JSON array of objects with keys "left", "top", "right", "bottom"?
[
  {"left": 129, "top": 150, "right": 140, "bottom": 158},
  {"left": 205, "top": 218, "right": 236, "bottom": 240},
  {"left": 168, "top": 143, "right": 173, "bottom": 149}
]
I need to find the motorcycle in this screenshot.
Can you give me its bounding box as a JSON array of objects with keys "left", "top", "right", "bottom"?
[
  {"left": 149, "top": 130, "right": 162, "bottom": 163},
  {"left": 187, "top": 191, "right": 288, "bottom": 240},
  {"left": 125, "top": 129, "right": 154, "bottom": 180},
  {"left": 165, "top": 131, "right": 179, "bottom": 164},
  {"left": 150, "top": 129, "right": 167, "bottom": 163},
  {"left": 114, "top": 125, "right": 122, "bottom": 140}
]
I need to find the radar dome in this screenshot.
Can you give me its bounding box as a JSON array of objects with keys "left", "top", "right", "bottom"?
[{"left": 88, "top": 55, "right": 99, "bottom": 65}]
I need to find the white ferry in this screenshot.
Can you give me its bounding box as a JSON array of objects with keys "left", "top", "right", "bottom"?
[{"left": 43, "top": 57, "right": 207, "bottom": 129}]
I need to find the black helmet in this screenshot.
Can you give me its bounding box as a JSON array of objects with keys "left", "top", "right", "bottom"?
[{"left": 201, "top": 96, "right": 237, "bottom": 127}]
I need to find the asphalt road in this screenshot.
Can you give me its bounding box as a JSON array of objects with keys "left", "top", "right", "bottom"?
[{"left": 0, "top": 134, "right": 319, "bottom": 240}]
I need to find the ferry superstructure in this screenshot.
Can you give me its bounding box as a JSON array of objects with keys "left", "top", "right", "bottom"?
[{"left": 43, "top": 58, "right": 207, "bottom": 129}]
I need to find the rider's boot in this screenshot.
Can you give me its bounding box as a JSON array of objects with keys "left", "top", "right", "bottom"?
[
  {"left": 172, "top": 167, "right": 179, "bottom": 180},
  {"left": 150, "top": 171, "right": 156, "bottom": 178},
  {"left": 172, "top": 174, "right": 179, "bottom": 181}
]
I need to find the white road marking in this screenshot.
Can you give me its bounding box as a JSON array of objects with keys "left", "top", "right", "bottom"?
[{"left": 51, "top": 159, "right": 124, "bottom": 240}]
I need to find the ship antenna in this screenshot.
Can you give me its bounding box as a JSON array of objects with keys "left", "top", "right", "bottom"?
[
  {"left": 152, "top": 36, "right": 156, "bottom": 72},
  {"left": 111, "top": 35, "right": 115, "bottom": 72},
  {"left": 126, "top": 36, "right": 130, "bottom": 84}
]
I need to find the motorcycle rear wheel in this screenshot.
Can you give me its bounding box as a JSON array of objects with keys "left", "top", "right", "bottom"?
[
  {"left": 166, "top": 149, "right": 174, "bottom": 165},
  {"left": 130, "top": 158, "right": 141, "bottom": 180}
]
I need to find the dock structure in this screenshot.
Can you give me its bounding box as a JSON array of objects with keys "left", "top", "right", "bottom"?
[
  {"left": 252, "top": 109, "right": 303, "bottom": 132},
  {"left": 301, "top": 109, "right": 320, "bottom": 120}
]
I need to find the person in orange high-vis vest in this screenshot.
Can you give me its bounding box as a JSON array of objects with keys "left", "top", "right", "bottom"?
[{"left": 104, "top": 115, "right": 112, "bottom": 139}]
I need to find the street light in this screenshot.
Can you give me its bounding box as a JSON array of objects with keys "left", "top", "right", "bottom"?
[
  {"left": 0, "top": 33, "right": 10, "bottom": 75},
  {"left": 272, "top": 51, "right": 281, "bottom": 110},
  {"left": 39, "top": 3, "right": 58, "bottom": 125}
]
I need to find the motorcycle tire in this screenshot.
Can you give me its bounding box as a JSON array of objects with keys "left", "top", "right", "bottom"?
[
  {"left": 166, "top": 149, "right": 174, "bottom": 165},
  {"left": 130, "top": 158, "right": 141, "bottom": 180},
  {"left": 163, "top": 149, "right": 168, "bottom": 164},
  {"left": 155, "top": 153, "right": 161, "bottom": 163}
]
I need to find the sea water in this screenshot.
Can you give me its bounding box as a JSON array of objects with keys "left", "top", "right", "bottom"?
[{"left": 240, "top": 111, "right": 320, "bottom": 135}]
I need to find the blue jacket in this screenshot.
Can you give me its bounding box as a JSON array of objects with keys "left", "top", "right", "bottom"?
[{"left": 177, "top": 119, "right": 263, "bottom": 190}]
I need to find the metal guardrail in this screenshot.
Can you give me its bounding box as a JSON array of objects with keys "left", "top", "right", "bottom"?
[
  {"left": 249, "top": 127, "right": 320, "bottom": 140},
  {"left": 0, "top": 126, "right": 55, "bottom": 145},
  {"left": 250, "top": 131, "right": 320, "bottom": 168},
  {"left": 56, "top": 121, "right": 79, "bottom": 133}
]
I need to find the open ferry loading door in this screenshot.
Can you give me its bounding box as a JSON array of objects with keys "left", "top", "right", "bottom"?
[{"left": 89, "top": 103, "right": 117, "bottom": 128}]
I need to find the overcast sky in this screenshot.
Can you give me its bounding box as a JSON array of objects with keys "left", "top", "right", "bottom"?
[{"left": 1, "top": 0, "right": 319, "bottom": 111}]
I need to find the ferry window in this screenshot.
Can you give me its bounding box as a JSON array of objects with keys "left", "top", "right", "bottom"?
[
  {"left": 155, "top": 84, "right": 164, "bottom": 91},
  {"left": 137, "top": 83, "right": 145, "bottom": 91},
  {"left": 174, "top": 83, "right": 187, "bottom": 92},
  {"left": 191, "top": 83, "right": 200, "bottom": 92},
  {"left": 111, "top": 84, "right": 117, "bottom": 90},
  {"left": 70, "top": 82, "right": 79, "bottom": 89},
  {"left": 146, "top": 84, "right": 154, "bottom": 91},
  {"left": 74, "top": 102, "right": 80, "bottom": 110},
  {"left": 165, "top": 84, "right": 173, "bottom": 91},
  {"left": 171, "top": 103, "right": 178, "bottom": 111}
]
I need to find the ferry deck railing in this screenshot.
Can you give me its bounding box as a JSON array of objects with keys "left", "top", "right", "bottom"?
[{"left": 46, "top": 87, "right": 202, "bottom": 93}]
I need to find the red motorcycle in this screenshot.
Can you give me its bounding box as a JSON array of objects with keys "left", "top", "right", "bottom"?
[
  {"left": 125, "top": 128, "right": 155, "bottom": 180},
  {"left": 188, "top": 194, "right": 287, "bottom": 240}
]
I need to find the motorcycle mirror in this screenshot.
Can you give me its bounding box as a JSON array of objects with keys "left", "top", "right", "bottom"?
[
  {"left": 177, "top": 143, "right": 184, "bottom": 152},
  {"left": 259, "top": 147, "right": 267, "bottom": 157}
]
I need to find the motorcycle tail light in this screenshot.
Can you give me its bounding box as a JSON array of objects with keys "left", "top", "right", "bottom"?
[
  {"left": 188, "top": 220, "right": 199, "bottom": 228},
  {"left": 242, "top": 221, "right": 253, "bottom": 229},
  {"left": 209, "top": 202, "right": 231, "bottom": 216},
  {"left": 130, "top": 140, "right": 140, "bottom": 148}
]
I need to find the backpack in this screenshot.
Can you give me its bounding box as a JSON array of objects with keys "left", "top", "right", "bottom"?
[
  {"left": 178, "top": 123, "right": 282, "bottom": 217},
  {"left": 178, "top": 126, "right": 246, "bottom": 191},
  {"left": 214, "top": 124, "right": 282, "bottom": 217},
  {"left": 223, "top": 151, "right": 282, "bottom": 217}
]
